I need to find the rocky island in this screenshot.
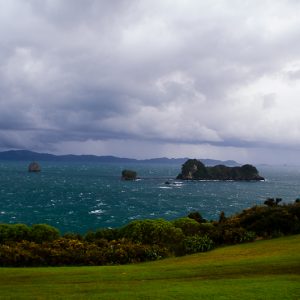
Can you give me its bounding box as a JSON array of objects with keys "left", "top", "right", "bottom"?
[
  {"left": 177, "top": 159, "right": 264, "bottom": 181},
  {"left": 121, "top": 169, "right": 137, "bottom": 180},
  {"left": 28, "top": 162, "right": 41, "bottom": 172}
]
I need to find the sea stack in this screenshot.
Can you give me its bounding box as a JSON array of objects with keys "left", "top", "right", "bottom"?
[
  {"left": 121, "top": 169, "right": 137, "bottom": 180},
  {"left": 28, "top": 162, "right": 41, "bottom": 172}
]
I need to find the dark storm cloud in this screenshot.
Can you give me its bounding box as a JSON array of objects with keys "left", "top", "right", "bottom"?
[{"left": 1, "top": 0, "right": 300, "bottom": 161}]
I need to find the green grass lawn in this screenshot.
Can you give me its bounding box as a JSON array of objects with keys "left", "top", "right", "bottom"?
[{"left": 0, "top": 235, "right": 299, "bottom": 299}]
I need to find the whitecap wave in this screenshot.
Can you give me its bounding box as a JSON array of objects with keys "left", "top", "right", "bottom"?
[{"left": 89, "top": 209, "right": 105, "bottom": 215}]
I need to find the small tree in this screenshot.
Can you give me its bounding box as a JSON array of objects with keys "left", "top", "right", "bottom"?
[
  {"left": 173, "top": 218, "right": 201, "bottom": 236},
  {"left": 188, "top": 211, "right": 206, "bottom": 223},
  {"left": 183, "top": 235, "right": 214, "bottom": 254},
  {"left": 30, "top": 224, "right": 60, "bottom": 243},
  {"left": 120, "top": 219, "right": 184, "bottom": 248},
  {"left": 264, "top": 198, "right": 282, "bottom": 207},
  {"left": 219, "top": 211, "right": 226, "bottom": 223}
]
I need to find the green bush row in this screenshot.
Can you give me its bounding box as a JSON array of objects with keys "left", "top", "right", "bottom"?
[
  {"left": 0, "top": 200, "right": 299, "bottom": 266},
  {"left": 0, "top": 224, "right": 59, "bottom": 244},
  {"left": 0, "top": 238, "right": 168, "bottom": 267}
]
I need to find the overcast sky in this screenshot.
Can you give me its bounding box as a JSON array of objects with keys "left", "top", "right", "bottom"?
[{"left": 1, "top": 0, "right": 300, "bottom": 164}]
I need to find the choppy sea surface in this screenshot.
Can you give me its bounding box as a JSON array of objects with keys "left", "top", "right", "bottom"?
[{"left": 0, "top": 161, "right": 299, "bottom": 234}]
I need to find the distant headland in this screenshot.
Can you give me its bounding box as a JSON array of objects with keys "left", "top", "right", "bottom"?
[
  {"left": 0, "top": 150, "right": 240, "bottom": 166},
  {"left": 177, "top": 159, "right": 264, "bottom": 181}
]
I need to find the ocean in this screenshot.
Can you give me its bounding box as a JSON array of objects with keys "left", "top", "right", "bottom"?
[{"left": 0, "top": 161, "right": 299, "bottom": 234}]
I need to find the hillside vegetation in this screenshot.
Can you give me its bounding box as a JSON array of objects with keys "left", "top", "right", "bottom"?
[
  {"left": 0, "top": 200, "right": 299, "bottom": 266},
  {"left": 0, "top": 235, "right": 299, "bottom": 299}
]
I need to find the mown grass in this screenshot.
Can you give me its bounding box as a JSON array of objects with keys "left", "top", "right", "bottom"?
[{"left": 0, "top": 235, "right": 299, "bottom": 299}]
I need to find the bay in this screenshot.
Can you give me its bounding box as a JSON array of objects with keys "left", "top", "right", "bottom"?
[{"left": 0, "top": 161, "right": 299, "bottom": 234}]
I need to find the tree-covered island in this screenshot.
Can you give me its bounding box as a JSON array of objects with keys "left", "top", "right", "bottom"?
[{"left": 177, "top": 159, "right": 264, "bottom": 181}]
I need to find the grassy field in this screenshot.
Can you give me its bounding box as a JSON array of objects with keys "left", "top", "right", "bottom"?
[{"left": 0, "top": 235, "right": 299, "bottom": 299}]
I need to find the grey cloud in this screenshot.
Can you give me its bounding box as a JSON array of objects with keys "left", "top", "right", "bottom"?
[
  {"left": 1, "top": 0, "right": 300, "bottom": 162},
  {"left": 287, "top": 69, "right": 300, "bottom": 80},
  {"left": 262, "top": 94, "right": 277, "bottom": 110}
]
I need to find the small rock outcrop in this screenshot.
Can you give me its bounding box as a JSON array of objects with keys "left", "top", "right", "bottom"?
[
  {"left": 121, "top": 169, "right": 137, "bottom": 180},
  {"left": 28, "top": 162, "right": 41, "bottom": 172},
  {"left": 177, "top": 159, "right": 264, "bottom": 181}
]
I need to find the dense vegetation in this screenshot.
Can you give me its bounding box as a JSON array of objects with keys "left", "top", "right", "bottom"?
[
  {"left": 1, "top": 235, "right": 299, "bottom": 299},
  {"left": 177, "top": 159, "right": 264, "bottom": 180},
  {"left": 0, "top": 200, "right": 299, "bottom": 267}
]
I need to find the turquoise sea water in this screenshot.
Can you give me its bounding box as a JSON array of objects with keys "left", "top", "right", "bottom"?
[{"left": 0, "top": 161, "right": 299, "bottom": 234}]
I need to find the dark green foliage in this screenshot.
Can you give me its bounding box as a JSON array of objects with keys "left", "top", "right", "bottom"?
[
  {"left": 205, "top": 200, "right": 300, "bottom": 244},
  {"left": 240, "top": 164, "right": 259, "bottom": 177},
  {"left": 177, "top": 159, "right": 264, "bottom": 180},
  {"left": 288, "top": 201, "right": 300, "bottom": 218},
  {"left": 211, "top": 226, "right": 256, "bottom": 245},
  {"left": 63, "top": 232, "right": 83, "bottom": 240},
  {"left": 177, "top": 159, "right": 207, "bottom": 179},
  {"left": 173, "top": 218, "right": 201, "bottom": 236},
  {"left": 30, "top": 224, "right": 60, "bottom": 243},
  {"left": 264, "top": 198, "right": 282, "bottom": 207},
  {"left": 0, "top": 224, "right": 31, "bottom": 243},
  {"left": 121, "top": 169, "right": 137, "bottom": 180},
  {"left": 229, "top": 202, "right": 300, "bottom": 237},
  {"left": 244, "top": 209, "right": 298, "bottom": 236},
  {"left": 187, "top": 211, "right": 206, "bottom": 223},
  {"left": 120, "top": 219, "right": 184, "bottom": 248},
  {"left": 0, "top": 200, "right": 299, "bottom": 267},
  {"left": 182, "top": 235, "right": 214, "bottom": 254},
  {"left": 198, "top": 222, "right": 215, "bottom": 235},
  {"left": 0, "top": 238, "right": 169, "bottom": 267},
  {"left": 85, "top": 228, "right": 120, "bottom": 242},
  {"left": 208, "top": 164, "right": 231, "bottom": 180},
  {"left": 219, "top": 211, "right": 226, "bottom": 223},
  {"left": 0, "top": 223, "right": 59, "bottom": 244}
]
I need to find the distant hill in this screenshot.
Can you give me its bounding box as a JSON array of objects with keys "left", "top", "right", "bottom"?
[{"left": 0, "top": 150, "right": 240, "bottom": 166}]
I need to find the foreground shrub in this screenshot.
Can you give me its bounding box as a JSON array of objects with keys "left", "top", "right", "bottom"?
[
  {"left": 1, "top": 201, "right": 299, "bottom": 267},
  {"left": 187, "top": 211, "right": 207, "bottom": 223},
  {"left": 0, "top": 238, "right": 168, "bottom": 267},
  {"left": 173, "top": 218, "right": 201, "bottom": 236},
  {"left": 85, "top": 228, "right": 120, "bottom": 242},
  {"left": 0, "top": 224, "right": 31, "bottom": 243},
  {"left": 238, "top": 205, "right": 300, "bottom": 237},
  {"left": 182, "top": 235, "right": 214, "bottom": 254},
  {"left": 0, "top": 223, "right": 60, "bottom": 244},
  {"left": 120, "top": 219, "right": 184, "bottom": 249},
  {"left": 30, "top": 224, "right": 60, "bottom": 243}
]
